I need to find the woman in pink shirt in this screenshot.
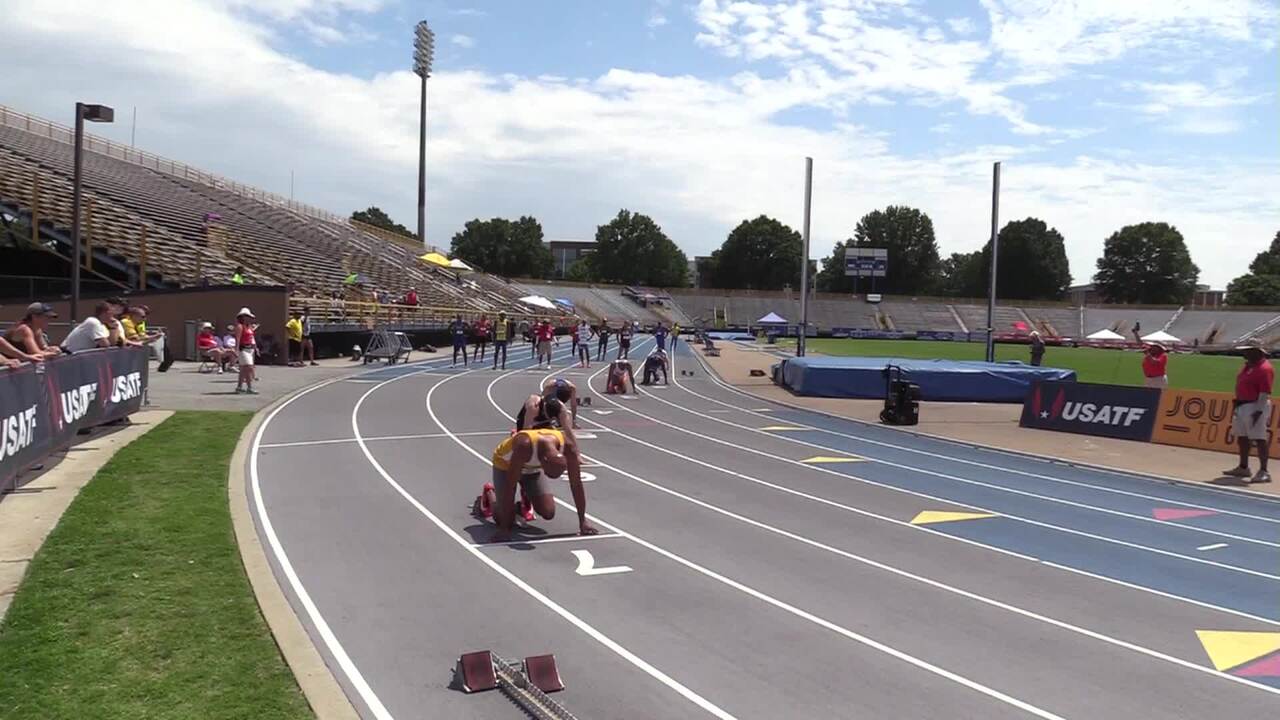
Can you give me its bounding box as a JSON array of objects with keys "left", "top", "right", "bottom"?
[
  {"left": 1141, "top": 343, "right": 1168, "bottom": 388},
  {"left": 235, "top": 307, "right": 258, "bottom": 395}
]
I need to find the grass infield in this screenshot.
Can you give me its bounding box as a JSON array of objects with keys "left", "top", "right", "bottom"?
[
  {"left": 0, "top": 411, "right": 313, "bottom": 720},
  {"left": 778, "top": 339, "right": 1240, "bottom": 394}
]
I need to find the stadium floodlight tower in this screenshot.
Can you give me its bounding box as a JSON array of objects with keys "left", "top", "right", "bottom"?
[
  {"left": 413, "top": 20, "right": 435, "bottom": 249},
  {"left": 70, "top": 102, "right": 114, "bottom": 322}
]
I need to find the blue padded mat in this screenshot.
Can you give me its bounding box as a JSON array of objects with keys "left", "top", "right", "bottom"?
[{"left": 774, "top": 356, "right": 1076, "bottom": 403}]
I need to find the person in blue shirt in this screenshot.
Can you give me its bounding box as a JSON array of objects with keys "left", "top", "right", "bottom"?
[
  {"left": 654, "top": 322, "right": 669, "bottom": 351},
  {"left": 449, "top": 315, "right": 469, "bottom": 367}
]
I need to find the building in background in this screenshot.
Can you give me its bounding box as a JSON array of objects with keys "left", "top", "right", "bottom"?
[{"left": 546, "top": 238, "right": 595, "bottom": 279}]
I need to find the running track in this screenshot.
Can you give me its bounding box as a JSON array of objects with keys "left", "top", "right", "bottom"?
[{"left": 248, "top": 336, "right": 1280, "bottom": 719}]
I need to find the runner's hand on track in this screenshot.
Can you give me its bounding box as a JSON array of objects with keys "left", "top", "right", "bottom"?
[{"left": 579, "top": 520, "right": 599, "bottom": 536}]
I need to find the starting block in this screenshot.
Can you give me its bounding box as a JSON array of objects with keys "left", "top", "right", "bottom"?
[
  {"left": 580, "top": 396, "right": 592, "bottom": 406},
  {"left": 523, "top": 654, "right": 565, "bottom": 693},
  {"left": 455, "top": 651, "right": 498, "bottom": 693},
  {"left": 680, "top": 370, "right": 695, "bottom": 376},
  {"left": 749, "top": 369, "right": 766, "bottom": 377}
]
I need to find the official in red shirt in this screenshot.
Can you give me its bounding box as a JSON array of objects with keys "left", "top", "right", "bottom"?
[
  {"left": 1141, "top": 342, "right": 1168, "bottom": 388},
  {"left": 1224, "top": 339, "right": 1273, "bottom": 483},
  {"left": 536, "top": 319, "right": 556, "bottom": 369}
]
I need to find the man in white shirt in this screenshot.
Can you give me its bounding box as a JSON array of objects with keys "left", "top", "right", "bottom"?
[{"left": 61, "top": 302, "right": 114, "bottom": 353}]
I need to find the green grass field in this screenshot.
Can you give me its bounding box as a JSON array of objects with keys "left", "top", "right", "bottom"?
[
  {"left": 0, "top": 412, "right": 313, "bottom": 720},
  {"left": 776, "top": 338, "right": 1240, "bottom": 393}
]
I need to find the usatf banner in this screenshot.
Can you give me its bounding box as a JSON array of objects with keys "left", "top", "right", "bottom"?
[
  {"left": 1020, "top": 380, "right": 1161, "bottom": 442},
  {"left": 0, "top": 347, "right": 148, "bottom": 488}
]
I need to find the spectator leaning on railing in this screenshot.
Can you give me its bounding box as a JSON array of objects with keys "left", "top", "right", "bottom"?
[
  {"left": 0, "top": 335, "right": 39, "bottom": 368},
  {"left": 61, "top": 301, "right": 115, "bottom": 353},
  {"left": 5, "top": 302, "right": 63, "bottom": 360}
]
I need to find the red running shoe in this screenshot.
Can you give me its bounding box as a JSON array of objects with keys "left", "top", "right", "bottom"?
[
  {"left": 519, "top": 485, "right": 535, "bottom": 522},
  {"left": 477, "top": 482, "right": 495, "bottom": 518}
]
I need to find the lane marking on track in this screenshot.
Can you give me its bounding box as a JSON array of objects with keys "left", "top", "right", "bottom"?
[
  {"left": 572, "top": 349, "right": 1280, "bottom": 695},
  {"left": 637, "top": 357, "right": 1280, "bottom": 562},
  {"left": 251, "top": 353, "right": 459, "bottom": 720},
  {"left": 682, "top": 350, "right": 1280, "bottom": 525},
  {"left": 260, "top": 430, "right": 508, "bottom": 449},
  {"left": 461, "top": 354, "right": 1067, "bottom": 719},
  {"left": 473, "top": 533, "right": 624, "bottom": 549},
  {"left": 1198, "top": 543, "right": 1229, "bottom": 552},
  {"left": 572, "top": 549, "right": 633, "bottom": 577}
]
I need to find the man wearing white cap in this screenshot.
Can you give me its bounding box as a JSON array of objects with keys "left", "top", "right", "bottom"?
[
  {"left": 234, "top": 307, "right": 259, "bottom": 394},
  {"left": 1224, "top": 339, "right": 1273, "bottom": 484}
]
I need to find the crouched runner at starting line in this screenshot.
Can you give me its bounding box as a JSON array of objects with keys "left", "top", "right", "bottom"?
[{"left": 477, "top": 426, "right": 598, "bottom": 541}]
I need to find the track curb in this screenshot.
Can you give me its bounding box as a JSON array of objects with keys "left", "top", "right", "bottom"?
[{"left": 228, "top": 391, "right": 361, "bottom": 720}]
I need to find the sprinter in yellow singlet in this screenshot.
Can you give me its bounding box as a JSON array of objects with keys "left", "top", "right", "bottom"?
[
  {"left": 492, "top": 311, "right": 510, "bottom": 370},
  {"left": 478, "top": 428, "right": 597, "bottom": 541}
]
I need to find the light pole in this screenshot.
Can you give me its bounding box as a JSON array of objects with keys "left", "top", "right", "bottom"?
[
  {"left": 413, "top": 21, "right": 435, "bottom": 249},
  {"left": 984, "top": 161, "right": 1001, "bottom": 363},
  {"left": 798, "top": 157, "right": 813, "bottom": 357},
  {"left": 70, "top": 102, "right": 114, "bottom": 322}
]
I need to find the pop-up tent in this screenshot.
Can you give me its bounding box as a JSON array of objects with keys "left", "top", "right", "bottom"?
[
  {"left": 1141, "top": 330, "right": 1182, "bottom": 344},
  {"left": 1086, "top": 328, "right": 1125, "bottom": 341},
  {"left": 448, "top": 258, "right": 473, "bottom": 271},
  {"left": 756, "top": 312, "right": 787, "bottom": 324},
  {"left": 518, "top": 295, "right": 558, "bottom": 310},
  {"left": 420, "top": 252, "right": 451, "bottom": 267}
]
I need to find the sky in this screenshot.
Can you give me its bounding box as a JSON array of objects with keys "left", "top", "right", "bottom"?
[{"left": 1, "top": 0, "right": 1276, "bottom": 288}]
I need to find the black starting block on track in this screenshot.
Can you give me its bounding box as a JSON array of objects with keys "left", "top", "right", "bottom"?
[{"left": 580, "top": 396, "right": 591, "bottom": 407}]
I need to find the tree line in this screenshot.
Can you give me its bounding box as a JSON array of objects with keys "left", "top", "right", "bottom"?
[{"left": 352, "top": 206, "right": 1278, "bottom": 306}]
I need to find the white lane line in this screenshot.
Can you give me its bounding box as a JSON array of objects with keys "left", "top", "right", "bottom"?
[
  {"left": 260, "top": 430, "right": 508, "bottom": 449},
  {"left": 683, "top": 350, "right": 1280, "bottom": 525},
  {"left": 619, "top": 360, "right": 1280, "bottom": 579},
  {"left": 473, "top": 533, "right": 624, "bottom": 549},
  {"left": 453, "top": 357, "right": 1066, "bottom": 719},
  {"left": 410, "top": 368, "right": 737, "bottom": 719},
  {"left": 251, "top": 358, "right": 456, "bottom": 720},
  {"left": 656, "top": 358, "right": 1280, "bottom": 550},
  {"left": 646, "top": 354, "right": 1280, "bottom": 629},
  {"left": 1198, "top": 543, "right": 1229, "bottom": 552},
  {"left": 573, "top": 361, "right": 1280, "bottom": 698}
]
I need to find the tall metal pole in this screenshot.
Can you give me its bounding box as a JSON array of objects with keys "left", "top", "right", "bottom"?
[
  {"left": 985, "top": 161, "right": 1002, "bottom": 363},
  {"left": 416, "top": 70, "right": 427, "bottom": 247},
  {"left": 70, "top": 103, "right": 86, "bottom": 323},
  {"left": 798, "top": 157, "right": 813, "bottom": 358}
]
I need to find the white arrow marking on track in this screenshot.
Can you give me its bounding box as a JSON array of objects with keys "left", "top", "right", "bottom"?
[
  {"left": 591, "top": 410, "right": 613, "bottom": 415},
  {"left": 572, "top": 549, "right": 632, "bottom": 576}
]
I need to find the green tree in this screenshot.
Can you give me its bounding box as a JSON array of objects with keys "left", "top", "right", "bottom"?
[
  {"left": 1227, "top": 273, "right": 1280, "bottom": 306},
  {"left": 937, "top": 250, "right": 985, "bottom": 297},
  {"left": 1247, "top": 231, "right": 1280, "bottom": 276},
  {"left": 565, "top": 257, "right": 592, "bottom": 283},
  {"left": 450, "top": 216, "right": 553, "bottom": 278},
  {"left": 702, "top": 215, "right": 802, "bottom": 290},
  {"left": 1093, "top": 222, "right": 1199, "bottom": 304},
  {"left": 351, "top": 207, "right": 412, "bottom": 237},
  {"left": 587, "top": 210, "right": 687, "bottom": 286},
  {"left": 976, "top": 218, "right": 1072, "bottom": 300},
  {"left": 849, "top": 206, "right": 940, "bottom": 295},
  {"left": 815, "top": 240, "right": 856, "bottom": 293},
  {"left": 1225, "top": 231, "right": 1280, "bottom": 305}
]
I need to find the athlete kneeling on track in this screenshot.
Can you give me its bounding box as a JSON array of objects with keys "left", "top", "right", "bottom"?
[
  {"left": 477, "top": 428, "right": 597, "bottom": 541},
  {"left": 606, "top": 358, "right": 635, "bottom": 394},
  {"left": 518, "top": 377, "right": 581, "bottom": 430}
]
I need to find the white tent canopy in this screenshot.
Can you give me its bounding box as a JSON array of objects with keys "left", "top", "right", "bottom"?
[
  {"left": 517, "top": 295, "right": 558, "bottom": 310},
  {"left": 1085, "top": 328, "right": 1125, "bottom": 341},
  {"left": 1141, "top": 330, "right": 1182, "bottom": 344},
  {"left": 448, "top": 258, "right": 473, "bottom": 271},
  {"left": 756, "top": 312, "right": 788, "bottom": 324}
]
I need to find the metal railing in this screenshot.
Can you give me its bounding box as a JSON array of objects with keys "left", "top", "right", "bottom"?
[{"left": 289, "top": 296, "right": 574, "bottom": 329}]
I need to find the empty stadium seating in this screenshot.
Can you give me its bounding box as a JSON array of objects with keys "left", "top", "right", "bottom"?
[{"left": 0, "top": 105, "right": 572, "bottom": 322}]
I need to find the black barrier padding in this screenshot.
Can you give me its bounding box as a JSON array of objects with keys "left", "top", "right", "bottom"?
[
  {"left": 0, "top": 347, "right": 149, "bottom": 487},
  {"left": 1019, "top": 380, "right": 1161, "bottom": 442}
]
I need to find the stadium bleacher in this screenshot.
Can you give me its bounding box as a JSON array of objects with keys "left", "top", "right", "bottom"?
[{"left": 0, "top": 104, "right": 572, "bottom": 324}]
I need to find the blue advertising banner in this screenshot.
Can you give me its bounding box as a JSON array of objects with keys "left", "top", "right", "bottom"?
[
  {"left": 916, "top": 330, "right": 956, "bottom": 341},
  {"left": 1020, "top": 380, "right": 1161, "bottom": 442},
  {"left": 830, "top": 328, "right": 908, "bottom": 340}
]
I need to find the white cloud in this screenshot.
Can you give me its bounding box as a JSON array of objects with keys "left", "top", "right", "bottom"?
[
  {"left": 946, "top": 17, "right": 975, "bottom": 35},
  {"left": 450, "top": 33, "right": 475, "bottom": 48},
  {"left": 929, "top": 123, "right": 952, "bottom": 134},
  {"left": 0, "top": 0, "right": 1274, "bottom": 288}
]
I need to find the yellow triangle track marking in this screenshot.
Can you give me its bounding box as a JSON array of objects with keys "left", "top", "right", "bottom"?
[
  {"left": 910, "top": 510, "right": 997, "bottom": 525},
  {"left": 800, "top": 456, "right": 865, "bottom": 464},
  {"left": 1196, "top": 631, "right": 1280, "bottom": 671}
]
